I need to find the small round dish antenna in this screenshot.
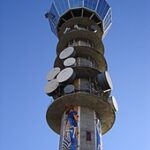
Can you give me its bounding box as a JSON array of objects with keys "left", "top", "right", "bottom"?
[
  {"left": 64, "top": 84, "right": 75, "bottom": 94},
  {"left": 63, "top": 57, "right": 76, "bottom": 67}
]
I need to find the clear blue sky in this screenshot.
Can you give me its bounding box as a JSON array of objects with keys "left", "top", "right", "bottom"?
[{"left": 0, "top": 0, "right": 150, "bottom": 150}]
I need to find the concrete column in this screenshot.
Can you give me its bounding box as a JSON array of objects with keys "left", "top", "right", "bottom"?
[{"left": 80, "top": 107, "right": 95, "bottom": 150}]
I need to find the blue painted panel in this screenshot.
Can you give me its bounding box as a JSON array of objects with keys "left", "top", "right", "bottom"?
[
  {"left": 84, "top": 0, "right": 98, "bottom": 10},
  {"left": 50, "top": 3, "right": 60, "bottom": 24},
  {"left": 101, "top": 3, "right": 110, "bottom": 19},
  {"left": 54, "top": 0, "right": 69, "bottom": 15},
  {"left": 49, "top": 20, "right": 57, "bottom": 35},
  {"left": 96, "top": 0, "right": 105, "bottom": 18},
  {"left": 69, "top": 0, "right": 83, "bottom": 8}
]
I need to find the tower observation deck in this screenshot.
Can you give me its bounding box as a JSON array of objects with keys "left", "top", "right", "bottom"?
[{"left": 45, "top": 0, "right": 118, "bottom": 149}]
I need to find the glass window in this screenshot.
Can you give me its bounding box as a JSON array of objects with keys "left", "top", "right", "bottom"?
[
  {"left": 96, "top": 0, "right": 105, "bottom": 18},
  {"left": 104, "top": 16, "right": 111, "bottom": 26},
  {"left": 105, "top": 17, "right": 111, "bottom": 27},
  {"left": 103, "top": 9, "right": 112, "bottom": 24},
  {"left": 104, "top": 20, "right": 111, "bottom": 31},
  {"left": 84, "top": 0, "right": 98, "bottom": 10},
  {"left": 69, "top": 0, "right": 83, "bottom": 8},
  {"left": 103, "top": 15, "right": 112, "bottom": 31},
  {"left": 101, "top": 3, "right": 110, "bottom": 19},
  {"left": 104, "top": 18, "right": 111, "bottom": 28},
  {"left": 50, "top": 3, "right": 60, "bottom": 24},
  {"left": 54, "top": 0, "right": 69, "bottom": 16},
  {"left": 103, "top": 8, "right": 112, "bottom": 31},
  {"left": 49, "top": 20, "right": 57, "bottom": 35},
  {"left": 86, "top": 131, "right": 92, "bottom": 141}
]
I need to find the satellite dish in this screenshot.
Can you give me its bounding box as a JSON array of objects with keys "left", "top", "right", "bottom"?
[
  {"left": 59, "top": 47, "right": 75, "bottom": 60},
  {"left": 56, "top": 68, "right": 75, "bottom": 83},
  {"left": 47, "top": 67, "right": 61, "bottom": 81},
  {"left": 64, "top": 84, "right": 75, "bottom": 94},
  {"left": 108, "top": 96, "right": 119, "bottom": 112},
  {"left": 63, "top": 57, "right": 76, "bottom": 67},
  {"left": 97, "top": 71, "right": 113, "bottom": 92},
  {"left": 45, "top": 79, "right": 59, "bottom": 96}
]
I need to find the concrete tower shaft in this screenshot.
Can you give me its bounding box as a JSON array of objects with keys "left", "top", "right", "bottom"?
[{"left": 45, "top": 0, "right": 118, "bottom": 150}]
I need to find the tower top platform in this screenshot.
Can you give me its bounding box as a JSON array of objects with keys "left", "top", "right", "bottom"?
[{"left": 46, "top": 0, "right": 112, "bottom": 37}]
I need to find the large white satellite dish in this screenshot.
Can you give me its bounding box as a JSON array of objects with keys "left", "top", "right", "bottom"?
[
  {"left": 59, "top": 47, "right": 75, "bottom": 60},
  {"left": 47, "top": 67, "right": 61, "bottom": 81},
  {"left": 56, "top": 67, "right": 75, "bottom": 83},
  {"left": 45, "top": 79, "right": 59, "bottom": 96}
]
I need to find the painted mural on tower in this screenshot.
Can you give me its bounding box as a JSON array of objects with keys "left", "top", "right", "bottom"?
[{"left": 62, "top": 106, "right": 80, "bottom": 150}]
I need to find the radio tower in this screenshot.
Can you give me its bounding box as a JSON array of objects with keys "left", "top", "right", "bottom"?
[{"left": 45, "top": 0, "right": 118, "bottom": 149}]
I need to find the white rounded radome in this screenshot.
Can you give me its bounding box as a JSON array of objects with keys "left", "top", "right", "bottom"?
[
  {"left": 105, "top": 71, "right": 113, "bottom": 90},
  {"left": 108, "top": 96, "right": 119, "bottom": 112}
]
